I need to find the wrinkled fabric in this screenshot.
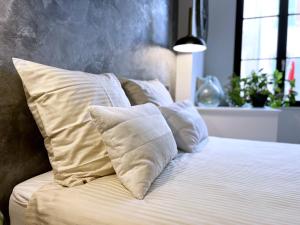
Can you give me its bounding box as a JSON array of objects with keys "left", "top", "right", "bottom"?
[
  {"left": 89, "top": 103, "right": 177, "bottom": 199},
  {"left": 26, "top": 137, "right": 300, "bottom": 225},
  {"left": 13, "top": 58, "right": 130, "bottom": 187}
]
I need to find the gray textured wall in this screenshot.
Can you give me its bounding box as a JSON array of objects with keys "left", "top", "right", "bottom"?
[{"left": 0, "top": 0, "right": 177, "bottom": 222}]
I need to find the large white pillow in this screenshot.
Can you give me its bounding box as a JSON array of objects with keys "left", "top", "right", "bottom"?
[
  {"left": 121, "top": 78, "right": 174, "bottom": 106},
  {"left": 13, "top": 58, "right": 131, "bottom": 187},
  {"left": 159, "top": 101, "right": 208, "bottom": 152},
  {"left": 89, "top": 103, "right": 177, "bottom": 199}
]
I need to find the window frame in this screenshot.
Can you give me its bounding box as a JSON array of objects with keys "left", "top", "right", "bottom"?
[{"left": 234, "top": 0, "right": 300, "bottom": 106}]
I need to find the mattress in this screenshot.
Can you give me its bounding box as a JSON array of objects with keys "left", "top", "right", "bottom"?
[
  {"left": 12, "top": 137, "right": 300, "bottom": 225},
  {"left": 9, "top": 172, "right": 53, "bottom": 225}
]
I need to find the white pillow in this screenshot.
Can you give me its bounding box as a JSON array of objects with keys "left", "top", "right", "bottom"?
[
  {"left": 159, "top": 101, "right": 208, "bottom": 152},
  {"left": 13, "top": 58, "right": 131, "bottom": 187},
  {"left": 121, "top": 78, "right": 174, "bottom": 106},
  {"left": 89, "top": 103, "right": 177, "bottom": 199}
]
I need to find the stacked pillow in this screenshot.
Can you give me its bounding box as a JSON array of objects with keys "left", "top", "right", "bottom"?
[
  {"left": 13, "top": 58, "right": 208, "bottom": 199},
  {"left": 13, "top": 58, "right": 130, "bottom": 187},
  {"left": 121, "top": 78, "right": 208, "bottom": 152},
  {"left": 89, "top": 103, "right": 177, "bottom": 199},
  {"left": 160, "top": 101, "right": 208, "bottom": 152},
  {"left": 121, "top": 78, "right": 174, "bottom": 106}
]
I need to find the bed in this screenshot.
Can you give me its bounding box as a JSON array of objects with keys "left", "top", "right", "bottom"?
[
  {"left": 9, "top": 137, "right": 300, "bottom": 225},
  {"left": 9, "top": 172, "right": 53, "bottom": 225},
  {"left": 0, "top": 1, "right": 177, "bottom": 223},
  {"left": 1, "top": 2, "right": 299, "bottom": 224}
]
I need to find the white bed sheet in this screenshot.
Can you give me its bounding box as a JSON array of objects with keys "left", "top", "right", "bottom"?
[
  {"left": 25, "top": 137, "right": 300, "bottom": 225},
  {"left": 9, "top": 171, "right": 53, "bottom": 225}
]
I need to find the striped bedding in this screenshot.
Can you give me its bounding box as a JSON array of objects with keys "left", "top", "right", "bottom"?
[{"left": 26, "top": 137, "right": 300, "bottom": 225}]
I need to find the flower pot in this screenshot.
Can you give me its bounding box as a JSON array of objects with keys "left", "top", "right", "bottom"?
[{"left": 250, "top": 94, "right": 268, "bottom": 107}]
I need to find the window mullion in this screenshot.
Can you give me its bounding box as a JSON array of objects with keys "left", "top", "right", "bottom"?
[
  {"left": 234, "top": 0, "right": 244, "bottom": 75},
  {"left": 276, "top": 0, "right": 289, "bottom": 88}
]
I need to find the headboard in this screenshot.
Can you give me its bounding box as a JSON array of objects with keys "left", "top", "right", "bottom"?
[{"left": 0, "top": 0, "right": 178, "bottom": 223}]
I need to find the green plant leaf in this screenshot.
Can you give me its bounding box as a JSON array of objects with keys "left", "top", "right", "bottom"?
[{"left": 227, "top": 69, "right": 296, "bottom": 108}]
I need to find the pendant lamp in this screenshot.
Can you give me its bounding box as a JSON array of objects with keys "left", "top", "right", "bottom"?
[{"left": 173, "top": 8, "right": 207, "bottom": 53}]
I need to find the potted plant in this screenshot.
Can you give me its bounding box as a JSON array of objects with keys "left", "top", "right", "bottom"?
[
  {"left": 227, "top": 69, "right": 297, "bottom": 108},
  {"left": 242, "top": 70, "right": 270, "bottom": 107},
  {"left": 268, "top": 69, "right": 297, "bottom": 108},
  {"left": 227, "top": 74, "right": 246, "bottom": 107},
  {"left": 268, "top": 70, "right": 284, "bottom": 108}
]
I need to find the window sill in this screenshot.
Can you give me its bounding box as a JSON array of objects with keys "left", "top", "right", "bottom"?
[
  {"left": 197, "top": 106, "right": 281, "bottom": 116},
  {"left": 197, "top": 106, "right": 281, "bottom": 142}
]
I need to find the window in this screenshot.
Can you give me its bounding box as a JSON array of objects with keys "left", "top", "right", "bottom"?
[{"left": 234, "top": 0, "right": 300, "bottom": 105}]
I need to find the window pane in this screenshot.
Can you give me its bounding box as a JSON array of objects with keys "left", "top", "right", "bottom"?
[
  {"left": 242, "top": 17, "right": 278, "bottom": 59},
  {"left": 287, "top": 15, "right": 300, "bottom": 57},
  {"left": 241, "top": 59, "right": 276, "bottom": 78},
  {"left": 243, "top": 0, "right": 279, "bottom": 18},
  {"left": 289, "top": 0, "right": 300, "bottom": 14},
  {"left": 285, "top": 59, "right": 300, "bottom": 101}
]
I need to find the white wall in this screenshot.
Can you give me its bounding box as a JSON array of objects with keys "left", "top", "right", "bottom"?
[
  {"left": 204, "top": 0, "right": 237, "bottom": 86},
  {"left": 277, "top": 108, "right": 300, "bottom": 144}
]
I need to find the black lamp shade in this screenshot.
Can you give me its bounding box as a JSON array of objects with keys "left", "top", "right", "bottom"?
[{"left": 173, "top": 35, "right": 207, "bottom": 53}]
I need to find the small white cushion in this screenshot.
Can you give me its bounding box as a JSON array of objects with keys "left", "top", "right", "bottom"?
[
  {"left": 13, "top": 58, "right": 131, "bottom": 187},
  {"left": 121, "top": 78, "right": 173, "bottom": 106},
  {"left": 89, "top": 103, "right": 177, "bottom": 199},
  {"left": 159, "top": 101, "right": 208, "bottom": 152}
]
